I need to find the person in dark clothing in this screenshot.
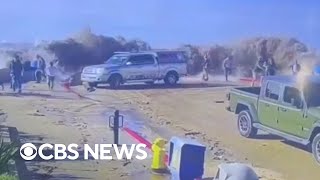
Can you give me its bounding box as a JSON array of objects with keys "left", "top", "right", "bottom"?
[
  {"left": 223, "top": 55, "right": 233, "bottom": 81},
  {"left": 251, "top": 57, "right": 265, "bottom": 86},
  {"left": 9, "top": 55, "right": 24, "bottom": 93},
  {"left": 264, "top": 56, "right": 276, "bottom": 76},
  {"left": 260, "top": 40, "right": 268, "bottom": 62}
]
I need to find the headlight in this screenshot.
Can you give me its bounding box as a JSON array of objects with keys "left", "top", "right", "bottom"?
[{"left": 96, "top": 68, "right": 104, "bottom": 74}]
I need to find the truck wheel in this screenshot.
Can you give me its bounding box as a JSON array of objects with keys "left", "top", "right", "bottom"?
[
  {"left": 164, "top": 72, "right": 178, "bottom": 85},
  {"left": 237, "top": 110, "right": 257, "bottom": 138},
  {"left": 311, "top": 133, "right": 320, "bottom": 164},
  {"left": 109, "top": 75, "right": 122, "bottom": 89},
  {"left": 88, "top": 82, "right": 97, "bottom": 88}
]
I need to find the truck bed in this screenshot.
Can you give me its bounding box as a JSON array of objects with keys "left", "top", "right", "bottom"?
[
  {"left": 233, "top": 87, "right": 261, "bottom": 95},
  {"left": 228, "top": 86, "right": 261, "bottom": 113}
]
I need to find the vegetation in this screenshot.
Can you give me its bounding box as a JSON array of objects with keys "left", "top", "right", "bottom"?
[
  {"left": 0, "top": 137, "right": 18, "bottom": 176},
  {"left": 1, "top": 29, "right": 318, "bottom": 76},
  {"left": 46, "top": 29, "right": 151, "bottom": 71},
  {"left": 0, "top": 174, "right": 17, "bottom": 180}
]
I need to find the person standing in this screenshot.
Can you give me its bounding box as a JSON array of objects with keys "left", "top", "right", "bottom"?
[
  {"left": 223, "top": 55, "right": 233, "bottom": 81},
  {"left": 251, "top": 57, "right": 265, "bottom": 86},
  {"left": 202, "top": 53, "right": 209, "bottom": 81},
  {"left": 9, "top": 55, "right": 24, "bottom": 93},
  {"left": 9, "top": 59, "right": 14, "bottom": 89},
  {"left": 40, "top": 56, "right": 46, "bottom": 80},
  {"left": 251, "top": 40, "right": 268, "bottom": 86},
  {"left": 290, "top": 59, "right": 301, "bottom": 75},
  {"left": 264, "top": 56, "right": 276, "bottom": 76},
  {"left": 34, "top": 55, "right": 46, "bottom": 83},
  {"left": 260, "top": 40, "right": 268, "bottom": 62},
  {"left": 45, "top": 61, "right": 58, "bottom": 90}
]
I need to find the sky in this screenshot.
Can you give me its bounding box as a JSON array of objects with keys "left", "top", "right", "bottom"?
[{"left": 0, "top": 0, "right": 319, "bottom": 49}]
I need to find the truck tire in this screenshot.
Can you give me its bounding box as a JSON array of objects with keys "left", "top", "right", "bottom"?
[
  {"left": 109, "top": 75, "right": 122, "bottom": 89},
  {"left": 164, "top": 72, "right": 178, "bottom": 85},
  {"left": 237, "top": 110, "right": 257, "bottom": 138},
  {"left": 88, "top": 82, "right": 97, "bottom": 88},
  {"left": 311, "top": 133, "right": 320, "bottom": 164}
]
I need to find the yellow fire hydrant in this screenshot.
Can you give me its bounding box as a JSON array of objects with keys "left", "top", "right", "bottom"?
[{"left": 151, "top": 138, "right": 167, "bottom": 173}]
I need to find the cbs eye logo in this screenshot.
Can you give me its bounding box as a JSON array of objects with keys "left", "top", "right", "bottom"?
[{"left": 20, "top": 143, "right": 37, "bottom": 160}]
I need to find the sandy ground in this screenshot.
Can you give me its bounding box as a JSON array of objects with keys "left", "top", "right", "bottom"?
[
  {"left": 0, "top": 83, "right": 155, "bottom": 180},
  {"left": 0, "top": 76, "right": 319, "bottom": 179}
]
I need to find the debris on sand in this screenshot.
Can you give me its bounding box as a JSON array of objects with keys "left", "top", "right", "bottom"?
[
  {"left": 123, "top": 160, "right": 131, "bottom": 167},
  {"left": 82, "top": 137, "right": 88, "bottom": 143},
  {"left": 28, "top": 110, "right": 45, "bottom": 117},
  {"left": 120, "top": 173, "right": 129, "bottom": 177},
  {"left": 185, "top": 131, "right": 201, "bottom": 136},
  {"left": 215, "top": 100, "right": 225, "bottom": 103},
  {"left": 212, "top": 149, "right": 226, "bottom": 161}
]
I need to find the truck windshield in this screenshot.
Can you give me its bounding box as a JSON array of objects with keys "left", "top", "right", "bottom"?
[
  {"left": 304, "top": 83, "right": 320, "bottom": 107},
  {"left": 105, "top": 55, "right": 127, "bottom": 65}
]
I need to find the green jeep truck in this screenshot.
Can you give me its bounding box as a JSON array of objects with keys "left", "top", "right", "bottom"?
[{"left": 227, "top": 75, "right": 320, "bottom": 164}]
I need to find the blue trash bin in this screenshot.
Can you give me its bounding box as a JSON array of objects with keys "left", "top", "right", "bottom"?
[{"left": 168, "top": 136, "right": 206, "bottom": 180}]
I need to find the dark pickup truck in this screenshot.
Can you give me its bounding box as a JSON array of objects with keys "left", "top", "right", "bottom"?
[{"left": 227, "top": 75, "right": 320, "bottom": 164}]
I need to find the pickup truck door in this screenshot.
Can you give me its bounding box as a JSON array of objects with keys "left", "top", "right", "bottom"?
[
  {"left": 258, "top": 81, "right": 281, "bottom": 128},
  {"left": 277, "top": 86, "right": 305, "bottom": 137},
  {"left": 124, "top": 54, "right": 158, "bottom": 80}
]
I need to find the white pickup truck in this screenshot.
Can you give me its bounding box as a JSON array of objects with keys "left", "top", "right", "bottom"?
[{"left": 81, "top": 51, "right": 188, "bottom": 89}]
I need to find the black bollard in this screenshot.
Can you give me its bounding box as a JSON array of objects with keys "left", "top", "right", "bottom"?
[
  {"left": 113, "top": 110, "right": 120, "bottom": 145},
  {"left": 109, "top": 110, "right": 123, "bottom": 145}
]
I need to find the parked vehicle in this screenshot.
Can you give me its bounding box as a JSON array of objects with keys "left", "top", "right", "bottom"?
[
  {"left": 81, "top": 51, "right": 188, "bottom": 89},
  {"left": 227, "top": 75, "right": 320, "bottom": 164}
]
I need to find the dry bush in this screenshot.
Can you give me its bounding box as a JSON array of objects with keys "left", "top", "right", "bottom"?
[
  {"left": 46, "top": 30, "right": 151, "bottom": 71},
  {"left": 1, "top": 34, "right": 318, "bottom": 78}
]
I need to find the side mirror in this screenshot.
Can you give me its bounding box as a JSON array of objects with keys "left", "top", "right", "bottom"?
[{"left": 125, "top": 61, "right": 132, "bottom": 66}]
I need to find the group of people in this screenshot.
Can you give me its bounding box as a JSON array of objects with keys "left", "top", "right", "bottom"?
[
  {"left": 202, "top": 53, "right": 234, "bottom": 82},
  {"left": 4, "top": 54, "right": 59, "bottom": 93},
  {"left": 201, "top": 39, "right": 306, "bottom": 86}
]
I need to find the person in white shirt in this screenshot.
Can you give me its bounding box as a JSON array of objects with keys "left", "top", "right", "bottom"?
[
  {"left": 290, "top": 59, "right": 301, "bottom": 75},
  {"left": 45, "top": 61, "right": 58, "bottom": 90}
]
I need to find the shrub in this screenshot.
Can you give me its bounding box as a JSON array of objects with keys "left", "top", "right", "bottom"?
[
  {"left": 46, "top": 30, "right": 151, "bottom": 71},
  {"left": 0, "top": 137, "right": 18, "bottom": 174},
  {"left": 0, "top": 174, "right": 17, "bottom": 180}
]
